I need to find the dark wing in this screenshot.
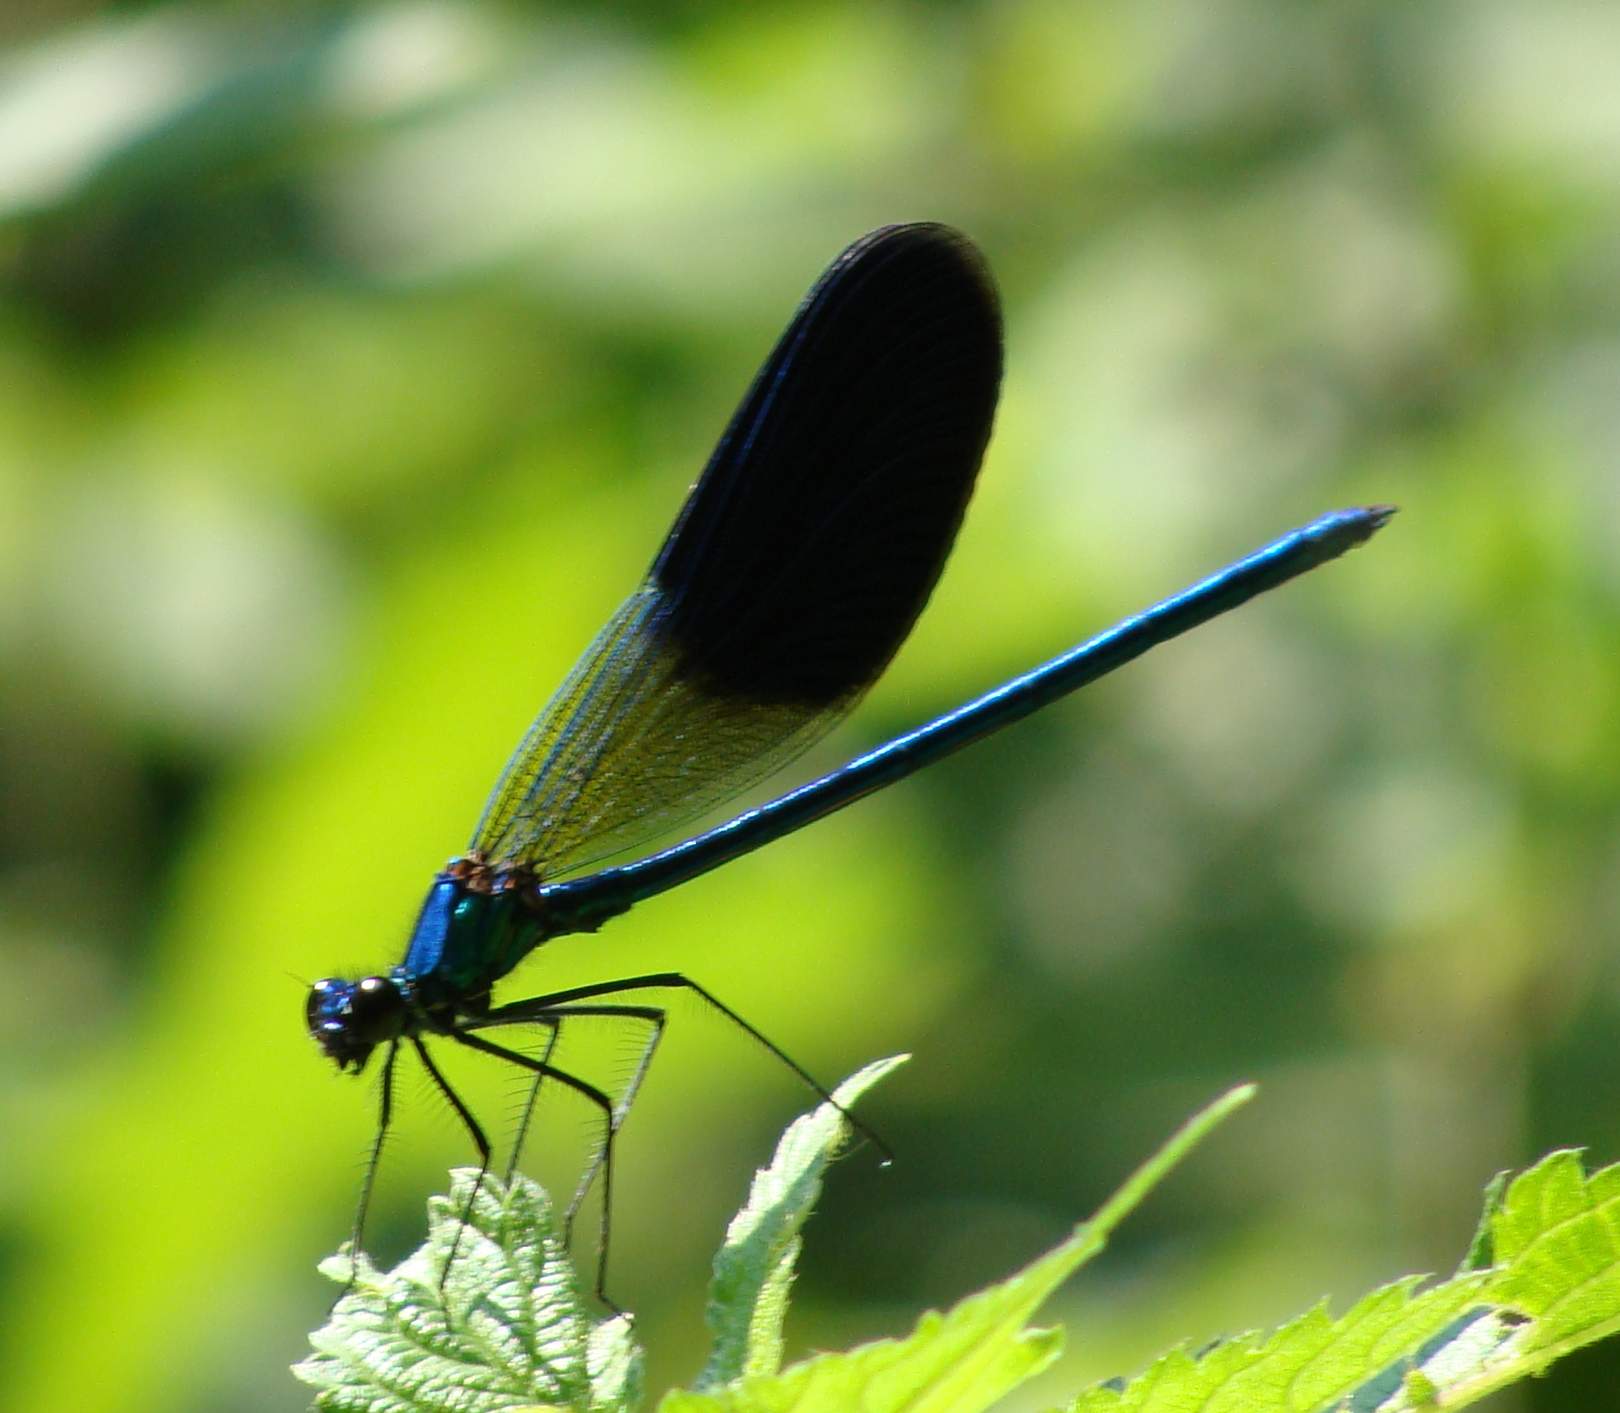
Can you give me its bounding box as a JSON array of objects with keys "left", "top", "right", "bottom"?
[{"left": 471, "top": 223, "right": 1003, "bottom": 876}]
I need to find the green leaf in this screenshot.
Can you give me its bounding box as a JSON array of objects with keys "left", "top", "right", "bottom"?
[
  {"left": 1487, "top": 1148, "right": 1620, "bottom": 1343},
  {"left": 1457, "top": 1169, "right": 1509, "bottom": 1273},
  {"left": 1064, "top": 1275, "right": 1495, "bottom": 1411},
  {"left": 293, "top": 1168, "right": 643, "bottom": 1413},
  {"left": 697, "top": 1054, "right": 910, "bottom": 1390},
  {"left": 1064, "top": 1147, "right": 1620, "bottom": 1412},
  {"left": 661, "top": 1084, "right": 1256, "bottom": 1413}
]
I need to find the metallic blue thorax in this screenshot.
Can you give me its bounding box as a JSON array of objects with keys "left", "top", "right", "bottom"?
[{"left": 401, "top": 868, "right": 546, "bottom": 1003}]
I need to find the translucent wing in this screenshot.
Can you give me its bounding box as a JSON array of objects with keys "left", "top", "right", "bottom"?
[{"left": 472, "top": 223, "right": 1003, "bottom": 877}]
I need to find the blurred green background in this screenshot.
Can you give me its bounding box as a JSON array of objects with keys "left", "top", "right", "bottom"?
[{"left": 2, "top": 2, "right": 1618, "bottom": 1410}]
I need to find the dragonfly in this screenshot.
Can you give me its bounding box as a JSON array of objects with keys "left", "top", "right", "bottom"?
[{"left": 307, "top": 222, "right": 1391, "bottom": 1299}]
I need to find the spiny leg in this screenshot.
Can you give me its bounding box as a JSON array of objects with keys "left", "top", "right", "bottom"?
[
  {"left": 409, "top": 1036, "right": 492, "bottom": 1288},
  {"left": 344, "top": 1038, "right": 400, "bottom": 1294},
  {"left": 483, "top": 971, "right": 892, "bottom": 1162},
  {"left": 505, "top": 1016, "right": 563, "bottom": 1186},
  {"left": 471, "top": 1003, "right": 665, "bottom": 1242},
  {"left": 450, "top": 1027, "right": 625, "bottom": 1310}
]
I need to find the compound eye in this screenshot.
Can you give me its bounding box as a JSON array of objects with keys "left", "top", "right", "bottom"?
[
  {"left": 305, "top": 978, "right": 345, "bottom": 1033},
  {"left": 349, "top": 975, "right": 405, "bottom": 1041}
]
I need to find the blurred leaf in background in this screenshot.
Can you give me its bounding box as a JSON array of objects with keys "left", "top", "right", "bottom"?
[{"left": 1, "top": 2, "right": 1619, "bottom": 1411}]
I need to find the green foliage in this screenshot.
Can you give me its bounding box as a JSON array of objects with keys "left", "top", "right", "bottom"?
[
  {"left": 663, "top": 1082, "right": 1254, "bottom": 1413},
  {"left": 295, "top": 1170, "right": 640, "bottom": 1413},
  {"left": 1064, "top": 1280, "right": 1497, "bottom": 1410},
  {"left": 1065, "top": 1147, "right": 1620, "bottom": 1411},
  {"left": 300, "top": 1075, "right": 1620, "bottom": 1413},
  {"left": 696, "top": 1056, "right": 910, "bottom": 1389}
]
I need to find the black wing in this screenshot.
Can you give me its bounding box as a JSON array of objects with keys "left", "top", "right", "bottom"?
[{"left": 472, "top": 223, "right": 1003, "bottom": 875}]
